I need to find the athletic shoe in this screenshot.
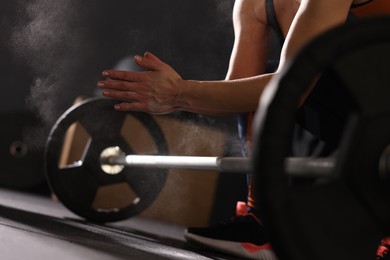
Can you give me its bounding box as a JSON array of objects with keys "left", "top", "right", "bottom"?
[{"left": 184, "top": 202, "right": 277, "bottom": 259}]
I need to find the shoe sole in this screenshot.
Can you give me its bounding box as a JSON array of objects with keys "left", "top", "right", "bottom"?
[{"left": 184, "top": 231, "right": 278, "bottom": 260}]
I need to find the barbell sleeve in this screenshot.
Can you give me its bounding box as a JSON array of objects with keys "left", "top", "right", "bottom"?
[
  {"left": 102, "top": 154, "right": 335, "bottom": 177},
  {"left": 285, "top": 157, "right": 335, "bottom": 178}
]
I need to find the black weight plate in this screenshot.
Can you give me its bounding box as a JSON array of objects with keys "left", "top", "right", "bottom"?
[
  {"left": 253, "top": 16, "right": 390, "bottom": 260},
  {"left": 45, "top": 97, "right": 168, "bottom": 222},
  {"left": 0, "top": 111, "right": 46, "bottom": 189}
]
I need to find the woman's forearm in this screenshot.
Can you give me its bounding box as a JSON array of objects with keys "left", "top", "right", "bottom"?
[{"left": 176, "top": 73, "right": 274, "bottom": 115}]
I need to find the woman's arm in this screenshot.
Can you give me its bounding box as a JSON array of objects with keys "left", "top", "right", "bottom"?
[
  {"left": 179, "top": 0, "right": 272, "bottom": 115},
  {"left": 99, "top": 0, "right": 273, "bottom": 115},
  {"left": 99, "top": 55, "right": 273, "bottom": 114},
  {"left": 226, "top": 0, "right": 269, "bottom": 80},
  {"left": 278, "top": 0, "right": 354, "bottom": 70}
]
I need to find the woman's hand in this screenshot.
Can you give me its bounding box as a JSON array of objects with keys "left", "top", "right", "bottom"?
[{"left": 98, "top": 52, "right": 185, "bottom": 114}]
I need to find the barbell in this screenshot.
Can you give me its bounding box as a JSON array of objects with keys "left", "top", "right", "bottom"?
[
  {"left": 45, "top": 97, "right": 336, "bottom": 223},
  {"left": 44, "top": 16, "right": 390, "bottom": 260}
]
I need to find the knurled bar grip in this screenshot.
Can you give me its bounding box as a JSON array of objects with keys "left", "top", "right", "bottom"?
[{"left": 103, "top": 155, "right": 335, "bottom": 177}]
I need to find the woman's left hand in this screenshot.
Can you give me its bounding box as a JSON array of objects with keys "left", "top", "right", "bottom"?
[{"left": 98, "top": 52, "right": 185, "bottom": 114}]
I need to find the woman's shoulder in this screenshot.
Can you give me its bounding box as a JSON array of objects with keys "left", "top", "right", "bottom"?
[{"left": 232, "top": 0, "right": 268, "bottom": 25}]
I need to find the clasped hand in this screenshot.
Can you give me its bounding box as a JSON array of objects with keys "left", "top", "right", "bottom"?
[{"left": 98, "top": 52, "right": 184, "bottom": 114}]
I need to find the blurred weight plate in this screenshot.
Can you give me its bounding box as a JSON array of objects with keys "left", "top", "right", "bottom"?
[
  {"left": 253, "top": 16, "right": 390, "bottom": 260},
  {"left": 45, "top": 97, "right": 168, "bottom": 222},
  {"left": 0, "top": 111, "right": 46, "bottom": 190}
]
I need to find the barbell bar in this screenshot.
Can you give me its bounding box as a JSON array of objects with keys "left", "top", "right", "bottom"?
[{"left": 99, "top": 146, "right": 336, "bottom": 177}]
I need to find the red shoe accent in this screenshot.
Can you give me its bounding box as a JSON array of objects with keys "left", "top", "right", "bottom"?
[
  {"left": 382, "top": 237, "right": 390, "bottom": 245},
  {"left": 377, "top": 245, "right": 388, "bottom": 258},
  {"left": 377, "top": 237, "right": 390, "bottom": 259},
  {"left": 236, "top": 201, "right": 248, "bottom": 216},
  {"left": 241, "top": 242, "right": 273, "bottom": 253}
]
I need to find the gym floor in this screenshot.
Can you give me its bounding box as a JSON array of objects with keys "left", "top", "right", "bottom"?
[{"left": 0, "top": 188, "right": 234, "bottom": 260}]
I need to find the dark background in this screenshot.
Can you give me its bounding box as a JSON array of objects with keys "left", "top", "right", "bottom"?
[{"left": 0, "top": 0, "right": 235, "bottom": 118}]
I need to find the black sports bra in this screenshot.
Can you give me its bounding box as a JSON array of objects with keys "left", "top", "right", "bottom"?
[
  {"left": 351, "top": 0, "right": 374, "bottom": 8},
  {"left": 266, "top": 0, "right": 284, "bottom": 46}
]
